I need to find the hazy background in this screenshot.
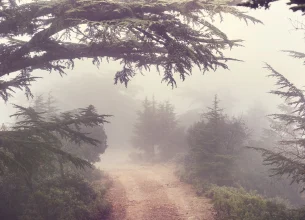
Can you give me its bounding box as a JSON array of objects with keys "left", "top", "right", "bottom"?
[{"left": 1, "top": 1, "right": 305, "bottom": 150}]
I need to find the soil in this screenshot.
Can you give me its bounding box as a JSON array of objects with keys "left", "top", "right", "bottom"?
[{"left": 105, "top": 163, "right": 215, "bottom": 220}]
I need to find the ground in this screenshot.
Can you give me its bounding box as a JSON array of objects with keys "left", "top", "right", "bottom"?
[{"left": 104, "top": 163, "right": 215, "bottom": 220}]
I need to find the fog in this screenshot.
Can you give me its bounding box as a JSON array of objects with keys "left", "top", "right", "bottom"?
[
  {"left": 3, "top": 1, "right": 305, "bottom": 219},
  {"left": 1, "top": 1, "right": 305, "bottom": 148}
]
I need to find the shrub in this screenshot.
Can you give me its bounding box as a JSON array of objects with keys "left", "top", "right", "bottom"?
[
  {"left": 206, "top": 185, "right": 305, "bottom": 220},
  {"left": 0, "top": 174, "right": 111, "bottom": 220}
]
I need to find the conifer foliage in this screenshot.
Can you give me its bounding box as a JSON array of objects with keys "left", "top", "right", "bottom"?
[
  {"left": 185, "top": 95, "right": 248, "bottom": 185},
  {"left": 0, "top": 94, "right": 110, "bottom": 220},
  {"left": 132, "top": 97, "right": 158, "bottom": 155},
  {"left": 0, "top": 97, "right": 109, "bottom": 187},
  {"left": 0, "top": 0, "right": 261, "bottom": 101},
  {"left": 131, "top": 97, "right": 185, "bottom": 160},
  {"left": 250, "top": 64, "right": 305, "bottom": 191}
]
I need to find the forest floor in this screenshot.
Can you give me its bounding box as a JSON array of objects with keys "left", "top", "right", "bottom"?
[{"left": 104, "top": 163, "right": 215, "bottom": 220}]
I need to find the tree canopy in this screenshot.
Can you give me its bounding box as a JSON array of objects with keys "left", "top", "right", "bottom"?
[
  {"left": 185, "top": 95, "right": 248, "bottom": 185},
  {"left": 0, "top": 0, "right": 261, "bottom": 102},
  {"left": 131, "top": 97, "right": 186, "bottom": 161}
]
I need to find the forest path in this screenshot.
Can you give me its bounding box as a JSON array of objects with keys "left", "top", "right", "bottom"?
[{"left": 105, "top": 163, "right": 215, "bottom": 220}]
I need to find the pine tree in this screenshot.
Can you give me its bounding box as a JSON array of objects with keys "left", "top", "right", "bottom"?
[
  {"left": 203, "top": 95, "right": 224, "bottom": 124},
  {"left": 186, "top": 95, "right": 248, "bottom": 185},
  {"left": 0, "top": 103, "right": 110, "bottom": 189},
  {"left": 157, "top": 101, "right": 177, "bottom": 143},
  {"left": 131, "top": 97, "right": 184, "bottom": 160},
  {"left": 249, "top": 64, "right": 305, "bottom": 191},
  {"left": 156, "top": 100, "right": 185, "bottom": 160},
  {"left": 45, "top": 92, "right": 59, "bottom": 118},
  {"left": 29, "top": 94, "right": 108, "bottom": 177},
  {"left": 32, "top": 94, "right": 46, "bottom": 112},
  {"left": 131, "top": 97, "right": 157, "bottom": 156},
  {"left": 0, "top": 0, "right": 261, "bottom": 102},
  {"left": 0, "top": 93, "right": 111, "bottom": 219}
]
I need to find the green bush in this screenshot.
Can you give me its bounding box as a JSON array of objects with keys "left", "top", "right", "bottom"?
[
  {"left": 0, "top": 174, "right": 111, "bottom": 220},
  {"left": 206, "top": 185, "right": 305, "bottom": 220}
]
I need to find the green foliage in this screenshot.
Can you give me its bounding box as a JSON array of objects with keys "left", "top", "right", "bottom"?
[
  {"left": 0, "top": 94, "right": 111, "bottom": 220},
  {"left": 206, "top": 185, "right": 305, "bottom": 220},
  {"left": 59, "top": 125, "right": 107, "bottom": 164},
  {"left": 0, "top": 0, "right": 260, "bottom": 101},
  {"left": 234, "top": 120, "right": 305, "bottom": 207},
  {"left": 176, "top": 94, "right": 305, "bottom": 208},
  {"left": 131, "top": 97, "right": 186, "bottom": 161},
  {"left": 184, "top": 95, "right": 248, "bottom": 185},
  {"left": 131, "top": 97, "right": 158, "bottom": 155},
  {"left": 0, "top": 103, "right": 109, "bottom": 179},
  {"left": 0, "top": 175, "right": 111, "bottom": 220},
  {"left": 249, "top": 64, "right": 305, "bottom": 192}
]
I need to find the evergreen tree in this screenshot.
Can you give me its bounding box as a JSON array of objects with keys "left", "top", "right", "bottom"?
[
  {"left": 45, "top": 92, "right": 59, "bottom": 118},
  {"left": 157, "top": 101, "right": 177, "bottom": 144},
  {"left": 0, "top": 99, "right": 111, "bottom": 220},
  {"left": 233, "top": 102, "right": 305, "bottom": 206},
  {"left": 131, "top": 97, "right": 184, "bottom": 160},
  {"left": 186, "top": 95, "right": 248, "bottom": 185},
  {"left": 156, "top": 100, "right": 186, "bottom": 160},
  {"left": 250, "top": 64, "right": 305, "bottom": 192},
  {"left": 0, "top": 0, "right": 260, "bottom": 101},
  {"left": 203, "top": 95, "right": 224, "bottom": 124},
  {"left": 32, "top": 94, "right": 46, "bottom": 112},
  {"left": 29, "top": 94, "right": 108, "bottom": 178},
  {"left": 131, "top": 97, "right": 157, "bottom": 156},
  {"left": 0, "top": 103, "right": 109, "bottom": 186}
]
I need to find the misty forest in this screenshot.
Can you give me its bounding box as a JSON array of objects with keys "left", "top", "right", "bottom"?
[{"left": 2, "top": 0, "right": 305, "bottom": 220}]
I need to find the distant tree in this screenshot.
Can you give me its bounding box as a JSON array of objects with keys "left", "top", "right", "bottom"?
[
  {"left": 156, "top": 101, "right": 187, "bottom": 160},
  {"left": 32, "top": 94, "right": 46, "bottom": 112},
  {"left": 131, "top": 97, "right": 184, "bottom": 160},
  {"left": 157, "top": 126, "right": 187, "bottom": 161},
  {"left": 131, "top": 97, "right": 158, "bottom": 157},
  {"left": 0, "top": 0, "right": 261, "bottom": 102},
  {"left": 157, "top": 101, "right": 177, "bottom": 144},
  {"left": 186, "top": 95, "right": 248, "bottom": 185},
  {"left": 250, "top": 64, "right": 305, "bottom": 192}
]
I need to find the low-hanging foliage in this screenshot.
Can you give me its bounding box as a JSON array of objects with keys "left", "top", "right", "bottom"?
[
  {"left": 0, "top": 94, "right": 112, "bottom": 220},
  {"left": 0, "top": 0, "right": 261, "bottom": 101}
]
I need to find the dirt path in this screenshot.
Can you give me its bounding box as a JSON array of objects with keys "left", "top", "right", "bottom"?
[{"left": 105, "top": 163, "right": 215, "bottom": 220}]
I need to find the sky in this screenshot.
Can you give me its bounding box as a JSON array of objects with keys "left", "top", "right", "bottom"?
[{"left": 1, "top": 0, "right": 305, "bottom": 126}]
